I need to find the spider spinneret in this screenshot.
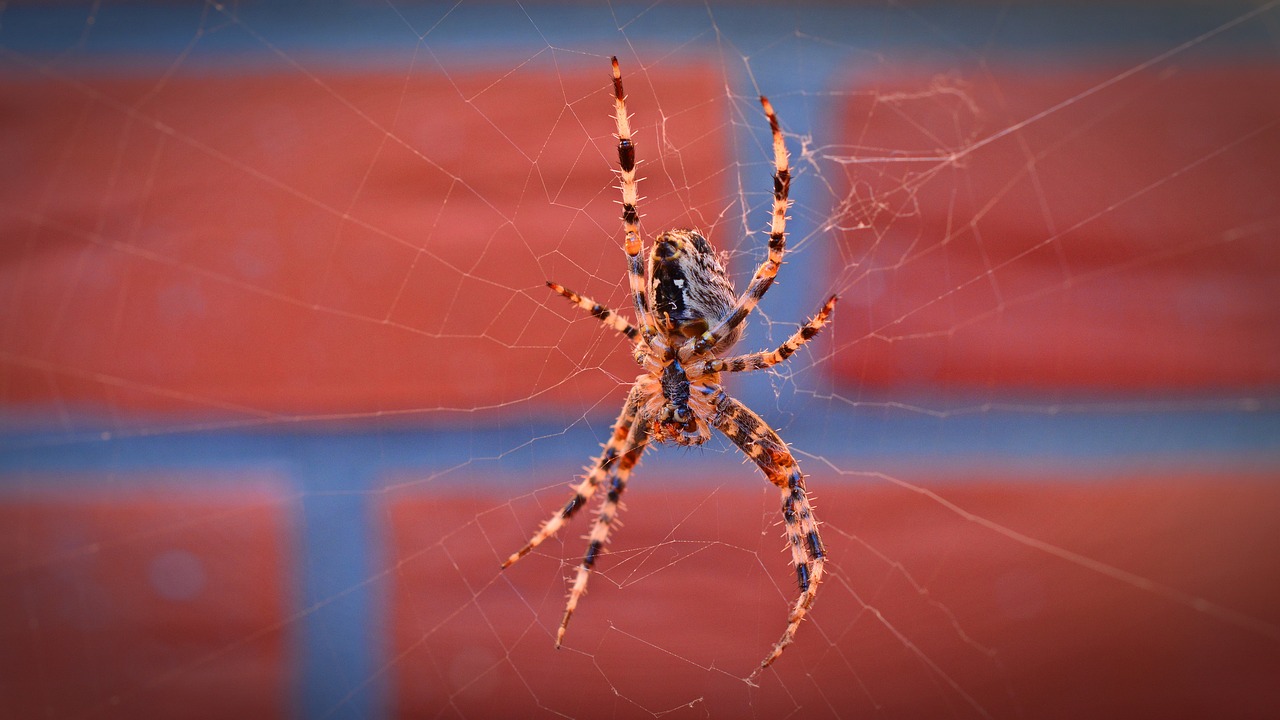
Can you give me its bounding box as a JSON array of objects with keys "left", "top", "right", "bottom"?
[{"left": 503, "top": 56, "right": 837, "bottom": 673}]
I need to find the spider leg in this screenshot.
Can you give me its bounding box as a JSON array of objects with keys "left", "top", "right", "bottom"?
[
  {"left": 502, "top": 382, "right": 643, "bottom": 569},
  {"left": 692, "top": 95, "right": 791, "bottom": 355},
  {"left": 546, "top": 281, "right": 638, "bottom": 340},
  {"left": 696, "top": 294, "right": 837, "bottom": 376},
  {"left": 707, "top": 385, "right": 824, "bottom": 671},
  {"left": 558, "top": 416, "right": 649, "bottom": 647},
  {"left": 611, "top": 56, "right": 661, "bottom": 349}
]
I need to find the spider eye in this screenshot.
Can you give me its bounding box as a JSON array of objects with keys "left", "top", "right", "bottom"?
[{"left": 671, "top": 407, "right": 691, "bottom": 424}]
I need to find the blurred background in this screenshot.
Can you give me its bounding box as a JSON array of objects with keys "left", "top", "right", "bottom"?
[{"left": 2, "top": 1, "right": 1278, "bottom": 718}]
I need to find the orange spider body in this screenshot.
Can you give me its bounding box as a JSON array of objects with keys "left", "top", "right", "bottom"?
[{"left": 504, "top": 57, "right": 838, "bottom": 673}]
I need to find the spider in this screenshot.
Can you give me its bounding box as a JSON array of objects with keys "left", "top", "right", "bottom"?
[{"left": 503, "top": 57, "right": 837, "bottom": 671}]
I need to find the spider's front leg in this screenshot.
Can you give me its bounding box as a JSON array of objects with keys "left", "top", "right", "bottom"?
[
  {"left": 707, "top": 385, "right": 825, "bottom": 671},
  {"left": 502, "top": 383, "right": 643, "bottom": 568},
  {"left": 558, "top": 415, "right": 648, "bottom": 646}
]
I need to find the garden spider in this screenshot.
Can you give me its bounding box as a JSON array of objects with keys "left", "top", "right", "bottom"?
[{"left": 503, "top": 57, "right": 836, "bottom": 671}]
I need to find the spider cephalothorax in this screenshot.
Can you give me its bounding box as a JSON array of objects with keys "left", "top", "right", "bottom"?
[
  {"left": 641, "top": 357, "right": 713, "bottom": 446},
  {"left": 504, "top": 57, "right": 837, "bottom": 674}
]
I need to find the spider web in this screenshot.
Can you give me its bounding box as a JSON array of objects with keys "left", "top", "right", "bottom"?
[{"left": 2, "top": 2, "right": 1279, "bottom": 719}]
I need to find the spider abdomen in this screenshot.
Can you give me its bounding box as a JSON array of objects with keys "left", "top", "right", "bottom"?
[{"left": 648, "top": 229, "right": 740, "bottom": 351}]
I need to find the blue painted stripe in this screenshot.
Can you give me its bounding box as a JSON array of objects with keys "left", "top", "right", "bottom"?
[
  {"left": 3, "top": 404, "right": 1278, "bottom": 483},
  {"left": 3, "top": 4, "right": 1275, "bottom": 61}
]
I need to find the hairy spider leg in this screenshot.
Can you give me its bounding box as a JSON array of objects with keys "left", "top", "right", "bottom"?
[
  {"left": 611, "top": 57, "right": 661, "bottom": 349},
  {"left": 707, "top": 386, "right": 825, "bottom": 671},
  {"left": 558, "top": 416, "right": 650, "bottom": 647},
  {"left": 546, "top": 281, "right": 638, "bottom": 340},
  {"left": 696, "top": 294, "right": 838, "bottom": 376},
  {"left": 502, "top": 383, "right": 644, "bottom": 568},
  {"left": 692, "top": 95, "right": 791, "bottom": 356}
]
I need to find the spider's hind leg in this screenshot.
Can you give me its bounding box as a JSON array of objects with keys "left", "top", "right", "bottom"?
[
  {"left": 694, "top": 95, "right": 792, "bottom": 354},
  {"left": 610, "top": 57, "right": 656, "bottom": 345}
]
